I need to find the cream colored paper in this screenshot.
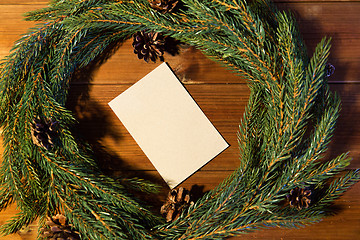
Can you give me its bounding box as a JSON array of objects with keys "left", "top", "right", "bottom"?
[{"left": 108, "top": 63, "right": 229, "bottom": 188}]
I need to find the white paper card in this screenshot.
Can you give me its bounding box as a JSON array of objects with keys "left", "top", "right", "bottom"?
[{"left": 108, "top": 63, "right": 229, "bottom": 188}]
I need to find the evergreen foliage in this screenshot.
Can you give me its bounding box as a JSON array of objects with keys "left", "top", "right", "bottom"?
[{"left": 0, "top": 0, "right": 359, "bottom": 239}]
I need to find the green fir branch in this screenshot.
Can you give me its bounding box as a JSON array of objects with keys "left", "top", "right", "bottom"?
[{"left": 0, "top": 0, "right": 359, "bottom": 239}]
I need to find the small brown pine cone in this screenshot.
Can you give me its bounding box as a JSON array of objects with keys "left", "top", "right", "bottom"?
[
  {"left": 41, "top": 214, "right": 80, "bottom": 240},
  {"left": 31, "top": 118, "right": 58, "bottom": 150},
  {"left": 148, "top": 0, "right": 179, "bottom": 13},
  {"left": 132, "top": 30, "right": 165, "bottom": 62},
  {"left": 287, "top": 187, "right": 312, "bottom": 210},
  {"left": 160, "top": 187, "right": 194, "bottom": 222}
]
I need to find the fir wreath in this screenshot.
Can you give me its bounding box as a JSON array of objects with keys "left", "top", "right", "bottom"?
[{"left": 0, "top": 0, "right": 359, "bottom": 239}]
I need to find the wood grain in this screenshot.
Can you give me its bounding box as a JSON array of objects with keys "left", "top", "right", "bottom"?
[{"left": 0, "top": 1, "right": 359, "bottom": 240}]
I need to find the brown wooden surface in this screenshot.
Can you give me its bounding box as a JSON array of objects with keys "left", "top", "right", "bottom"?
[{"left": 1, "top": 0, "right": 360, "bottom": 239}]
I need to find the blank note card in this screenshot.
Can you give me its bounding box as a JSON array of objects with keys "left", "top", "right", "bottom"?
[{"left": 108, "top": 63, "right": 229, "bottom": 188}]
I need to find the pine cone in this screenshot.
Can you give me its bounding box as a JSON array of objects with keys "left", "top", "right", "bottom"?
[
  {"left": 287, "top": 187, "right": 311, "bottom": 210},
  {"left": 41, "top": 214, "right": 80, "bottom": 240},
  {"left": 31, "top": 118, "right": 58, "bottom": 150},
  {"left": 160, "top": 187, "right": 194, "bottom": 222},
  {"left": 133, "top": 30, "right": 165, "bottom": 62},
  {"left": 148, "top": 0, "right": 179, "bottom": 13}
]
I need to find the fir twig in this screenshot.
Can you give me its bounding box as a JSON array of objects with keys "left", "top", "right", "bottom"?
[{"left": 0, "top": 0, "right": 358, "bottom": 239}]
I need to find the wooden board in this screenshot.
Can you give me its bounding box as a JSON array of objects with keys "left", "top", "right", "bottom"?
[{"left": 0, "top": 1, "right": 360, "bottom": 239}]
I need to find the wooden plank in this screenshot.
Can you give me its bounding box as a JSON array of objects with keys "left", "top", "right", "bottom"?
[
  {"left": 0, "top": 5, "right": 46, "bottom": 35},
  {"left": 276, "top": 2, "right": 360, "bottom": 34},
  {"left": 303, "top": 33, "right": 360, "bottom": 59},
  {"left": 0, "top": 0, "right": 47, "bottom": 4},
  {"left": 0, "top": 1, "right": 360, "bottom": 239},
  {"left": 1, "top": 2, "right": 360, "bottom": 36},
  {"left": 1, "top": 36, "right": 359, "bottom": 84},
  {"left": 65, "top": 38, "right": 360, "bottom": 85},
  {"left": 326, "top": 59, "right": 360, "bottom": 83},
  {"left": 1, "top": 4, "right": 359, "bottom": 84},
  {"left": 66, "top": 84, "right": 248, "bottom": 171},
  {"left": 68, "top": 40, "right": 247, "bottom": 85},
  {"left": 66, "top": 83, "right": 360, "bottom": 171},
  {"left": 1, "top": 0, "right": 360, "bottom": 4}
]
